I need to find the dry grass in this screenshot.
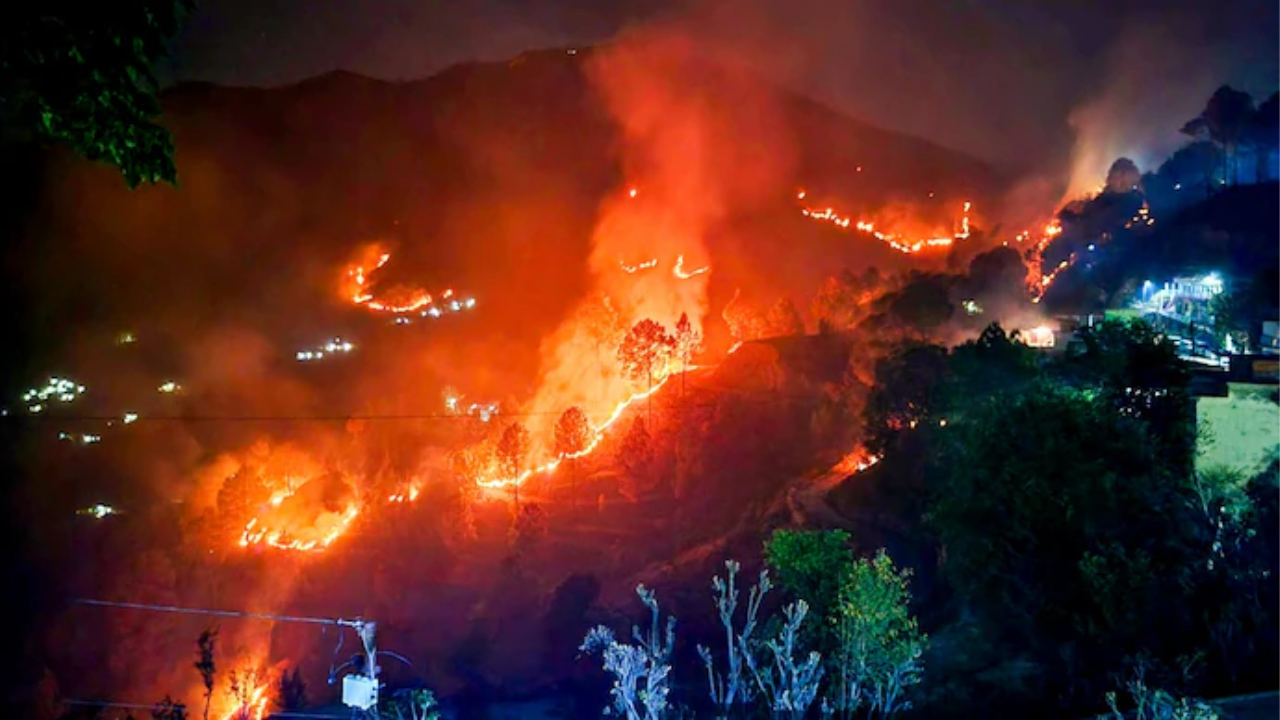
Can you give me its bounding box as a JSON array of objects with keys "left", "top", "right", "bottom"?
[{"left": 1196, "top": 383, "right": 1280, "bottom": 476}]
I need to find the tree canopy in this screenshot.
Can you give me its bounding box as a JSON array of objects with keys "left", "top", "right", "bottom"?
[{"left": 1, "top": 2, "right": 194, "bottom": 187}]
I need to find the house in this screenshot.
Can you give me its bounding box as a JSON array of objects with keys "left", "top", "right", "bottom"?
[{"left": 1261, "top": 320, "right": 1279, "bottom": 355}]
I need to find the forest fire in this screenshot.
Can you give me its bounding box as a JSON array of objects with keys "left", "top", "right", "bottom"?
[
  {"left": 797, "top": 191, "right": 973, "bottom": 254},
  {"left": 214, "top": 666, "right": 270, "bottom": 720},
  {"left": 476, "top": 370, "right": 680, "bottom": 490},
  {"left": 344, "top": 244, "right": 474, "bottom": 318},
  {"left": 1015, "top": 219, "right": 1067, "bottom": 300},
  {"left": 238, "top": 503, "right": 360, "bottom": 552}
]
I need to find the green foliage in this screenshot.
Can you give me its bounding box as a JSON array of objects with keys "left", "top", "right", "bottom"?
[
  {"left": 765, "top": 529, "right": 853, "bottom": 654},
  {"left": 926, "top": 381, "right": 1216, "bottom": 701},
  {"left": 884, "top": 273, "right": 955, "bottom": 336},
  {"left": 379, "top": 688, "right": 440, "bottom": 720},
  {"left": 1, "top": 2, "right": 195, "bottom": 187},
  {"left": 862, "top": 343, "right": 949, "bottom": 454},
  {"left": 831, "top": 550, "right": 927, "bottom": 718},
  {"left": 944, "top": 323, "right": 1040, "bottom": 414},
  {"left": 862, "top": 323, "right": 1043, "bottom": 456},
  {"left": 1067, "top": 318, "right": 1197, "bottom": 474},
  {"left": 1102, "top": 667, "right": 1220, "bottom": 720}
]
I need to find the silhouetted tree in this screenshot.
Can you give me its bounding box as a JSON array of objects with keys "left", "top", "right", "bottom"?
[
  {"left": 1069, "top": 318, "right": 1195, "bottom": 475},
  {"left": 511, "top": 503, "right": 548, "bottom": 559},
  {"left": 151, "top": 696, "right": 188, "bottom": 720},
  {"left": 884, "top": 274, "right": 954, "bottom": 338},
  {"left": 812, "top": 268, "right": 882, "bottom": 331},
  {"left": 1182, "top": 85, "right": 1256, "bottom": 186},
  {"left": 723, "top": 289, "right": 767, "bottom": 342},
  {"left": 964, "top": 247, "right": 1028, "bottom": 304},
  {"left": 216, "top": 470, "right": 270, "bottom": 542},
  {"left": 227, "top": 669, "right": 262, "bottom": 720},
  {"left": 496, "top": 423, "right": 530, "bottom": 509},
  {"left": 673, "top": 312, "right": 703, "bottom": 398},
  {"left": 554, "top": 406, "right": 592, "bottom": 506},
  {"left": 618, "top": 319, "right": 674, "bottom": 424},
  {"left": 618, "top": 417, "right": 654, "bottom": 500},
  {"left": 0, "top": 2, "right": 195, "bottom": 186},
  {"left": 1105, "top": 157, "right": 1142, "bottom": 195},
  {"left": 928, "top": 383, "right": 1209, "bottom": 703},
  {"left": 1157, "top": 140, "right": 1222, "bottom": 197},
  {"left": 862, "top": 343, "right": 950, "bottom": 454},
  {"left": 766, "top": 297, "right": 806, "bottom": 337},
  {"left": 194, "top": 630, "right": 217, "bottom": 720},
  {"left": 1249, "top": 91, "right": 1279, "bottom": 181},
  {"left": 277, "top": 667, "right": 306, "bottom": 711}
]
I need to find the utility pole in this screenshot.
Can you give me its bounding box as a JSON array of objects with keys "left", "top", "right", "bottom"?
[{"left": 74, "top": 599, "right": 385, "bottom": 717}]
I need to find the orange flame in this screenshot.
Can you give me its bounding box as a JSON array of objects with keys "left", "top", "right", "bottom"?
[
  {"left": 673, "top": 255, "right": 710, "bottom": 279},
  {"left": 798, "top": 193, "right": 972, "bottom": 254},
  {"left": 238, "top": 502, "right": 360, "bottom": 553},
  {"left": 344, "top": 244, "right": 473, "bottom": 317},
  {"left": 216, "top": 666, "right": 270, "bottom": 720},
  {"left": 476, "top": 370, "right": 684, "bottom": 489}
]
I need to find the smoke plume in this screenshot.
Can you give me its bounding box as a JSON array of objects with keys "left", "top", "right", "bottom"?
[{"left": 520, "top": 25, "right": 795, "bottom": 452}]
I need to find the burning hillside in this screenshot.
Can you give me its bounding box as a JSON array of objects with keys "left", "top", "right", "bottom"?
[{"left": 0, "top": 31, "right": 1105, "bottom": 717}]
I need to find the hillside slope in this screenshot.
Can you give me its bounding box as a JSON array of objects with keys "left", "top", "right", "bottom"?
[{"left": 8, "top": 47, "right": 1004, "bottom": 375}]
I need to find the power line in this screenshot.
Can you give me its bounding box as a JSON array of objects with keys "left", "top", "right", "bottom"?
[
  {"left": 0, "top": 400, "right": 804, "bottom": 424},
  {"left": 74, "top": 598, "right": 347, "bottom": 627},
  {"left": 63, "top": 698, "right": 172, "bottom": 712},
  {"left": 63, "top": 698, "right": 347, "bottom": 719}
]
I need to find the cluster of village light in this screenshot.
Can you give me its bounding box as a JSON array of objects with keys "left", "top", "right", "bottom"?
[
  {"left": 1124, "top": 204, "right": 1156, "bottom": 230},
  {"left": 444, "top": 394, "right": 499, "bottom": 422},
  {"left": 76, "top": 503, "right": 117, "bottom": 519},
  {"left": 21, "top": 377, "right": 86, "bottom": 413},
  {"left": 296, "top": 337, "right": 356, "bottom": 362},
  {"left": 390, "top": 292, "right": 477, "bottom": 325}
]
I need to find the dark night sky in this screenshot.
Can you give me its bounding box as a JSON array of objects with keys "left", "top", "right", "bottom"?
[{"left": 164, "top": 0, "right": 1278, "bottom": 172}]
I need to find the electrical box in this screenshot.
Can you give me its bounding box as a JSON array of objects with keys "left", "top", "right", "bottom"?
[{"left": 342, "top": 674, "right": 378, "bottom": 710}]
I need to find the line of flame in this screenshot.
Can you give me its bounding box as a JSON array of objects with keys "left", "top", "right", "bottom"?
[
  {"left": 797, "top": 192, "right": 971, "bottom": 254},
  {"left": 475, "top": 369, "right": 688, "bottom": 489}
]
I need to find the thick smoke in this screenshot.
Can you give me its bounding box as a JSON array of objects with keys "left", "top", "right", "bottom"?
[
  {"left": 520, "top": 26, "right": 795, "bottom": 451},
  {"left": 1061, "top": 9, "right": 1277, "bottom": 202}
]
